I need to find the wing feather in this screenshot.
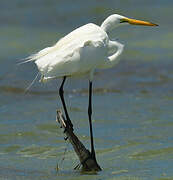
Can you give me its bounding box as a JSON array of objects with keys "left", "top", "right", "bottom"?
[{"left": 27, "top": 23, "right": 109, "bottom": 81}]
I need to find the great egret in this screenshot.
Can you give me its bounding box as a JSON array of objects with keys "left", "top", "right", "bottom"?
[{"left": 24, "top": 14, "right": 158, "bottom": 161}]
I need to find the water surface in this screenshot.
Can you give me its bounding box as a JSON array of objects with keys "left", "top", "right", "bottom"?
[{"left": 0, "top": 0, "right": 173, "bottom": 179}]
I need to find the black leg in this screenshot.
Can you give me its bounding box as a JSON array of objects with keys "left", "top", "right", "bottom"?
[
  {"left": 88, "top": 81, "right": 96, "bottom": 160},
  {"left": 59, "top": 76, "right": 73, "bottom": 130}
]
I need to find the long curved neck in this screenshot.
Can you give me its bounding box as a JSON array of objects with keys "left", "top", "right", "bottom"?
[
  {"left": 101, "top": 18, "right": 114, "bottom": 33},
  {"left": 97, "top": 41, "right": 124, "bottom": 69},
  {"left": 101, "top": 20, "right": 111, "bottom": 33},
  {"left": 108, "top": 41, "right": 124, "bottom": 66},
  {"left": 100, "top": 16, "right": 124, "bottom": 69},
  {"left": 101, "top": 15, "right": 121, "bottom": 33},
  {"left": 102, "top": 41, "right": 124, "bottom": 69}
]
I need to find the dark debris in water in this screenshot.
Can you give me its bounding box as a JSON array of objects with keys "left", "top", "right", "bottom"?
[{"left": 0, "top": 85, "right": 122, "bottom": 96}]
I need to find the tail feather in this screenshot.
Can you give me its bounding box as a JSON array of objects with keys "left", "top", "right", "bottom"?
[
  {"left": 17, "top": 46, "right": 55, "bottom": 65},
  {"left": 17, "top": 54, "right": 38, "bottom": 65},
  {"left": 24, "top": 72, "right": 40, "bottom": 93}
]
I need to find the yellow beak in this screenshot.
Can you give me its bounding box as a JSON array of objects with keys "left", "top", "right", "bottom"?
[{"left": 124, "top": 18, "right": 158, "bottom": 26}]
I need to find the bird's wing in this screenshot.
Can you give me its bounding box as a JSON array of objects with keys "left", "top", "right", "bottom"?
[
  {"left": 35, "top": 24, "right": 109, "bottom": 80},
  {"left": 23, "top": 23, "right": 106, "bottom": 63},
  {"left": 36, "top": 38, "right": 108, "bottom": 80}
]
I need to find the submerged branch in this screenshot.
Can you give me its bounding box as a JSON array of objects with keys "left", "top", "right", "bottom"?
[{"left": 56, "top": 109, "right": 101, "bottom": 171}]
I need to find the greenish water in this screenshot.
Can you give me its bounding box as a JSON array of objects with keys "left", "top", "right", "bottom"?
[{"left": 1, "top": 0, "right": 173, "bottom": 179}]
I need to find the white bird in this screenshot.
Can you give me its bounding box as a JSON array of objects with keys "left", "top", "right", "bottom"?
[{"left": 24, "top": 14, "right": 158, "bottom": 161}]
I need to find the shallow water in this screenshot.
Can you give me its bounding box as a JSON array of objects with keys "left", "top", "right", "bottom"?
[{"left": 0, "top": 0, "right": 173, "bottom": 179}]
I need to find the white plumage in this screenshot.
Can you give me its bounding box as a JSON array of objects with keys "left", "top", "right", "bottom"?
[
  {"left": 23, "top": 14, "right": 158, "bottom": 164},
  {"left": 35, "top": 23, "right": 110, "bottom": 82},
  {"left": 24, "top": 14, "right": 157, "bottom": 83},
  {"left": 25, "top": 17, "right": 123, "bottom": 82}
]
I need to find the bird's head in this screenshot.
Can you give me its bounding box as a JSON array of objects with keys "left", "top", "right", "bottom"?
[{"left": 101, "top": 14, "right": 158, "bottom": 33}]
